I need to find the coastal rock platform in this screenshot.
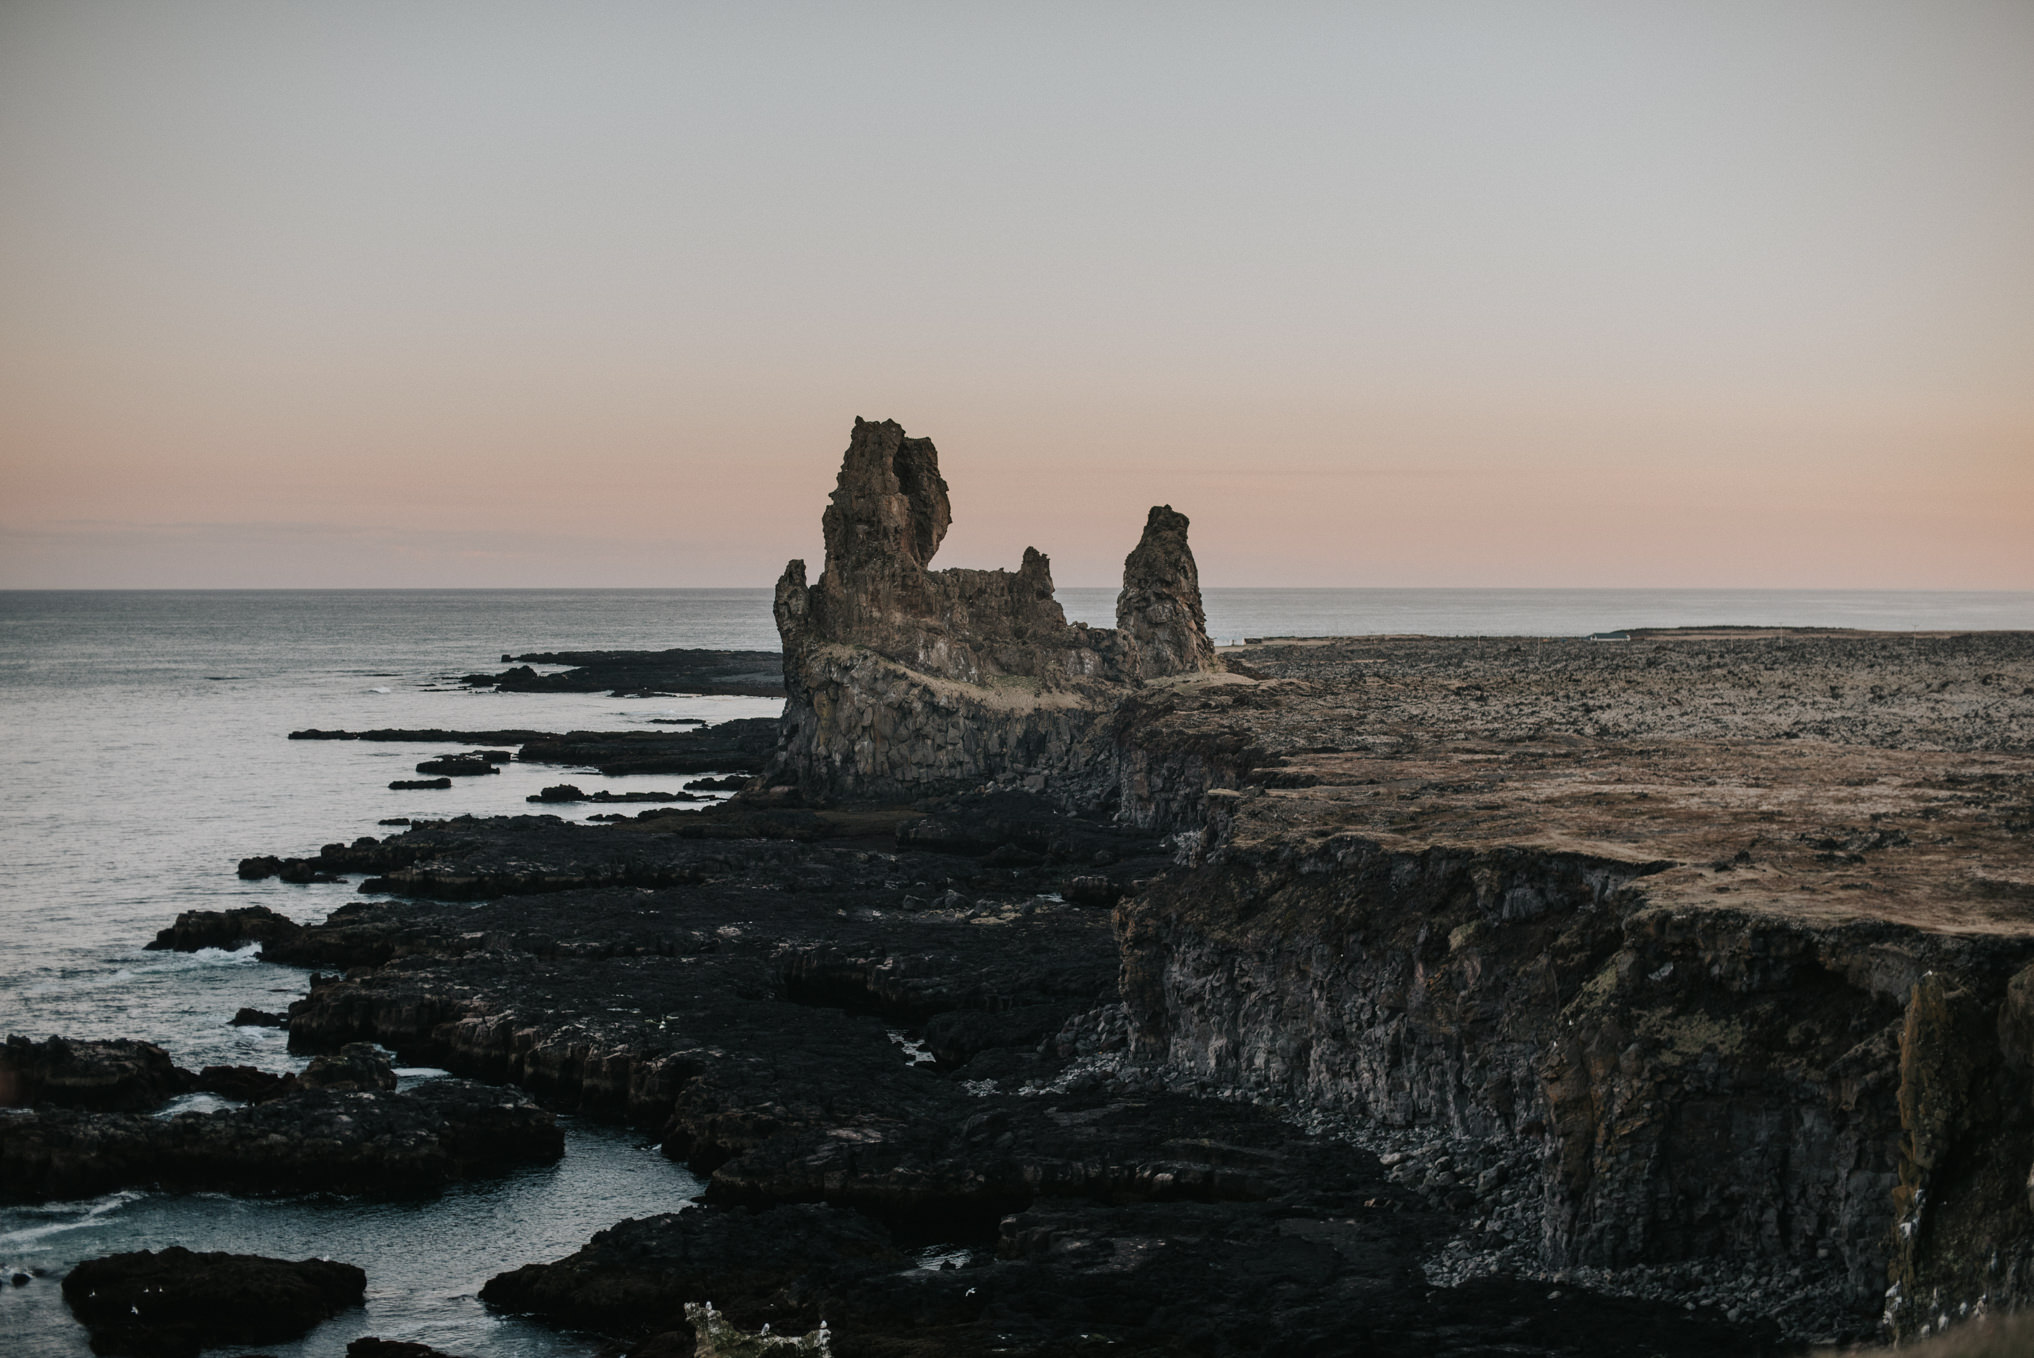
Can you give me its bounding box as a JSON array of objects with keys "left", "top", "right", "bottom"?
[{"left": 150, "top": 423, "right": 2034, "bottom": 1352}]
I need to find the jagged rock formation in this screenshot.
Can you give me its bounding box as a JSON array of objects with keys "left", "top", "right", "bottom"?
[
  {"left": 1117, "top": 505, "right": 1216, "bottom": 679},
  {"left": 770, "top": 418, "right": 1217, "bottom": 801}
]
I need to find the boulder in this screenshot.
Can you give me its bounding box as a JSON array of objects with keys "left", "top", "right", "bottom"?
[
  {"left": 191, "top": 1064, "right": 296, "bottom": 1103},
  {"left": 300, "top": 1043, "right": 397, "bottom": 1093},
  {"left": 347, "top": 1338, "right": 466, "bottom": 1358},
  {"left": 62, "top": 1246, "right": 364, "bottom": 1358},
  {"left": 146, "top": 905, "right": 302, "bottom": 952}
]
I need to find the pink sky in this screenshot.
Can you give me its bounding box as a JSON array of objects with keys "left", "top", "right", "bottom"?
[{"left": 2, "top": 2, "right": 2030, "bottom": 589}]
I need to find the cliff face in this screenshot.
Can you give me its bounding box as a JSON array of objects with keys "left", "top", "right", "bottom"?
[
  {"left": 1109, "top": 634, "right": 2034, "bottom": 1338},
  {"left": 761, "top": 425, "right": 2034, "bottom": 1341},
  {"left": 770, "top": 418, "right": 1217, "bottom": 801}
]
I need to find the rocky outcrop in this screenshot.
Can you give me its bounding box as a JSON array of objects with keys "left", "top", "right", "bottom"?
[
  {"left": 148, "top": 903, "right": 303, "bottom": 949},
  {"left": 63, "top": 1247, "right": 364, "bottom": 1358},
  {"left": 769, "top": 418, "right": 1219, "bottom": 803},
  {"left": 0, "top": 1079, "right": 562, "bottom": 1202},
  {"left": 463, "top": 646, "right": 784, "bottom": 698},
  {"left": 481, "top": 1172, "right": 1758, "bottom": 1358},
  {"left": 1116, "top": 504, "right": 1216, "bottom": 680},
  {"left": 1108, "top": 630, "right": 2034, "bottom": 1340},
  {"left": 0, "top": 1036, "right": 189, "bottom": 1112},
  {"left": 300, "top": 1042, "right": 399, "bottom": 1092}
]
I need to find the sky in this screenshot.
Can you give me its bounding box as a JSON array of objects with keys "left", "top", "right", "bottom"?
[{"left": 1, "top": 1, "right": 2030, "bottom": 589}]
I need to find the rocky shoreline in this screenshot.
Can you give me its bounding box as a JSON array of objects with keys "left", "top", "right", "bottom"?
[{"left": 21, "top": 419, "right": 2033, "bottom": 1355}]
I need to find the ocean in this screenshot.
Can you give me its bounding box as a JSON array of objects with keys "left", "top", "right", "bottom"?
[{"left": 2, "top": 586, "right": 2031, "bottom": 1356}]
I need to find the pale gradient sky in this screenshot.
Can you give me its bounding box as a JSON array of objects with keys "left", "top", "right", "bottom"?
[{"left": 2, "top": 1, "right": 2029, "bottom": 588}]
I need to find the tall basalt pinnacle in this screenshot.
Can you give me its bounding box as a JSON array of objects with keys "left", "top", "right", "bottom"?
[
  {"left": 779, "top": 417, "right": 1086, "bottom": 686},
  {"left": 826, "top": 416, "right": 951, "bottom": 570},
  {"left": 1117, "top": 505, "right": 1217, "bottom": 679},
  {"left": 769, "top": 419, "right": 1222, "bottom": 801},
  {"left": 808, "top": 417, "right": 954, "bottom": 652}
]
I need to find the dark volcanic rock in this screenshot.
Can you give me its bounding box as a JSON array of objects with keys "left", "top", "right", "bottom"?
[
  {"left": 0, "top": 1036, "right": 187, "bottom": 1112},
  {"left": 527, "top": 785, "right": 706, "bottom": 805},
  {"left": 767, "top": 417, "right": 1220, "bottom": 804},
  {"left": 148, "top": 903, "right": 302, "bottom": 950},
  {"left": 480, "top": 1202, "right": 905, "bottom": 1337},
  {"left": 516, "top": 719, "right": 780, "bottom": 777},
  {"left": 1115, "top": 504, "right": 1216, "bottom": 680},
  {"left": 63, "top": 1247, "right": 364, "bottom": 1358},
  {"left": 300, "top": 1043, "right": 398, "bottom": 1092},
  {"left": 391, "top": 777, "right": 454, "bottom": 790},
  {"left": 231, "top": 1006, "right": 286, "bottom": 1027},
  {"left": 347, "top": 1339, "right": 467, "bottom": 1358},
  {"left": 292, "top": 728, "right": 556, "bottom": 744},
  {"left": 414, "top": 755, "right": 499, "bottom": 777},
  {"left": 483, "top": 1197, "right": 1766, "bottom": 1358},
  {"left": 0, "top": 1079, "right": 561, "bottom": 1202},
  {"left": 464, "top": 648, "right": 784, "bottom": 698},
  {"left": 686, "top": 774, "right": 751, "bottom": 792},
  {"left": 192, "top": 1064, "right": 296, "bottom": 1102}
]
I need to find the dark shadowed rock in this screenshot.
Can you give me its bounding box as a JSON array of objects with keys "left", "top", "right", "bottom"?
[
  {"left": 147, "top": 904, "right": 302, "bottom": 951},
  {"left": 1116, "top": 504, "right": 1216, "bottom": 679},
  {"left": 480, "top": 1202, "right": 904, "bottom": 1337},
  {"left": 414, "top": 755, "right": 499, "bottom": 777},
  {"left": 1, "top": 1079, "right": 561, "bottom": 1202},
  {"left": 300, "top": 1043, "right": 397, "bottom": 1092},
  {"left": 192, "top": 1064, "right": 296, "bottom": 1103},
  {"left": 231, "top": 1007, "right": 287, "bottom": 1027},
  {"left": 347, "top": 1338, "right": 467, "bottom": 1358},
  {"left": 516, "top": 720, "right": 780, "bottom": 777},
  {"left": 62, "top": 1247, "right": 364, "bottom": 1358},
  {"left": 464, "top": 648, "right": 783, "bottom": 699},
  {"left": 390, "top": 778, "right": 454, "bottom": 790},
  {"left": 0, "top": 1036, "right": 188, "bottom": 1112}
]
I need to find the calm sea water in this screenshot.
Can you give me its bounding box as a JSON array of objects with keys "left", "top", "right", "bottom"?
[{"left": 2, "top": 586, "right": 2031, "bottom": 1356}]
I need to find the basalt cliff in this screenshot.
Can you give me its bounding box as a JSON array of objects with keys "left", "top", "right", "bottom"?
[
  {"left": 764, "top": 422, "right": 2034, "bottom": 1340},
  {"left": 769, "top": 416, "right": 1216, "bottom": 802},
  {"left": 124, "top": 420, "right": 2034, "bottom": 1356}
]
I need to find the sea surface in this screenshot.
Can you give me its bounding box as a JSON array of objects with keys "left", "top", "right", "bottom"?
[{"left": 2, "top": 586, "right": 2031, "bottom": 1356}]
